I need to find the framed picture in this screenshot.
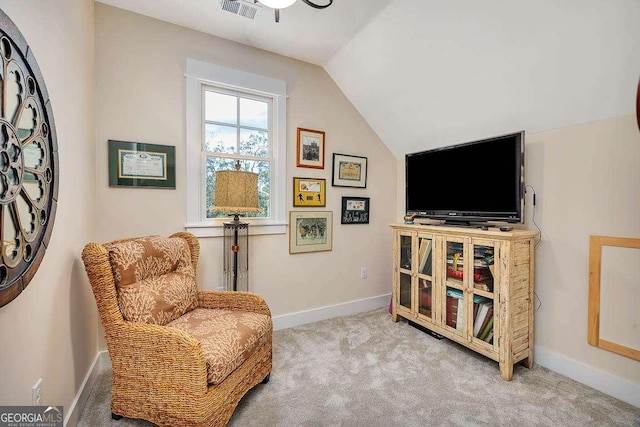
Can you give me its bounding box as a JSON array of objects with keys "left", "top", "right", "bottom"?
[
  {"left": 332, "top": 153, "right": 367, "bottom": 188},
  {"left": 108, "top": 140, "right": 176, "bottom": 188},
  {"left": 341, "top": 197, "right": 370, "bottom": 224},
  {"left": 289, "top": 211, "right": 333, "bottom": 254},
  {"left": 296, "top": 127, "right": 325, "bottom": 169},
  {"left": 293, "top": 177, "right": 326, "bottom": 207}
]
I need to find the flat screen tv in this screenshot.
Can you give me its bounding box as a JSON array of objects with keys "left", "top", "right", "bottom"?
[{"left": 405, "top": 131, "right": 525, "bottom": 225}]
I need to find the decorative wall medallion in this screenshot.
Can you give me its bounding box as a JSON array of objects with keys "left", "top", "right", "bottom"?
[{"left": 0, "top": 10, "right": 58, "bottom": 307}]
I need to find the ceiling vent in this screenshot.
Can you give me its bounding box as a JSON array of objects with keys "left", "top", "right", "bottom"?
[{"left": 220, "top": 0, "right": 262, "bottom": 20}]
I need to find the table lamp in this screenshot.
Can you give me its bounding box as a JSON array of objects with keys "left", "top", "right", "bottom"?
[{"left": 212, "top": 161, "right": 260, "bottom": 291}]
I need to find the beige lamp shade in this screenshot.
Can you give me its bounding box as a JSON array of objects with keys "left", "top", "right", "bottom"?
[{"left": 212, "top": 169, "right": 261, "bottom": 214}]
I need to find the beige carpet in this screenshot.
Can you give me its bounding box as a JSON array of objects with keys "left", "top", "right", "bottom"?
[{"left": 78, "top": 309, "right": 640, "bottom": 426}]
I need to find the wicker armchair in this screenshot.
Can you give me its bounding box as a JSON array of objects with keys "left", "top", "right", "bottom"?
[{"left": 81, "top": 232, "right": 272, "bottom": 427}]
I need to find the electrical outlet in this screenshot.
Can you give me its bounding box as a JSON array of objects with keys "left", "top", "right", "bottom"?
[
  {"left": 32, "top": 378, "right": 42, "bottom": 406},
  {"left": 360, "top": 267, "right": 367, "bottom": 279}
]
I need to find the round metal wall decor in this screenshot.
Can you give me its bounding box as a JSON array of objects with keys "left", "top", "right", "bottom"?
[
  {"left": 0, "top": 10, "right": 58, "bottom": 307},
  {"left": 636, "top": 77, "right": 639, "bottom": 132}
]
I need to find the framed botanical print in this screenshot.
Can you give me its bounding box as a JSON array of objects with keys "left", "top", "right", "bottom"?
[
  {"left": 296, "top": 127, "right": 325, "bottom": 169},
  {"left": 332, "top": 153, "right": 367, "bottom": 188},
  {"left": 289, "top": 211, "right": 333, "bottom": 254},
  {"left": 341, "top": 197, "right": 370, "bottom": 224},
  {"left": 293, "top": 177, "right": 326, "bottom": 207}
]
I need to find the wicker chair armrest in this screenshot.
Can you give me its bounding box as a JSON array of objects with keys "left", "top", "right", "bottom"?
[
  {"left": 108, "top": 321, "right": 209, "bottom": 395},
  {"left": 198, "top": 290, "right": 271, "bottom": 316}
]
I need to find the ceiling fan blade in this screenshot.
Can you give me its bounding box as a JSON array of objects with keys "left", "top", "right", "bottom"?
[
  {"left": 275, "top": 8, "right": 280, "bottom": 22},
  {"left": 301, "top": 0, "right": 333, "bottom": 9}
]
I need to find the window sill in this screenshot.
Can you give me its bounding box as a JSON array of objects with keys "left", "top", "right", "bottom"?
[{"left": 185, "top": 220, "right": 288, "bottom": 237}]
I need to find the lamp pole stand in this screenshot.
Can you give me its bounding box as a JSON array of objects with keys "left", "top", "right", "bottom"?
[{"left": 223, "top": 215, "right": 249, "bottom": 292}]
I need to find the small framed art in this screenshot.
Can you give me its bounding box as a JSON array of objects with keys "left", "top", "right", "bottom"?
[
  {"left": 108, "top": 140, "right": 176, "bottom": 188},
  {"left": 293, "top": 177, "right": 326, "bottom": 207},
  {"left": 296, "top": 127, "right": 325, "bottom": 169},
  {"left": 341, "top": 197, "right": 370, "bottom": 224},
  {"left": 289, "top": 211, "right": 333, "bottom": 254},
  {"left": 332, "top": 153, "right": 367, "bottom": 188}
]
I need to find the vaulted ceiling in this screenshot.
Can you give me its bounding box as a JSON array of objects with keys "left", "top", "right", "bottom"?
[{"left": 97, "top": 0, "right": 640, "bottom": 158}]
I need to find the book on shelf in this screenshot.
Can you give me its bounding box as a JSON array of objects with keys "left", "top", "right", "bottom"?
[
  {"left": 447, "top": 247, "right": 494, "bottom": 285},
  {"left": 446, "top": 288, "right": 463, "bottom": 329},
  {"left": 456, "top": 300, "right": 464, "bottom": 331},
  {"left": 479, "top": 316, "right": 494, "bottom": 341},
  {"left": 418, "top": 239, "right": 433, "bottom": 276},
  {"left": 446, "top": 289, "right": 489, "bottom": 303},
  {"left": 473, "top": 302, "right": 491, "bottom": 336},
  {"left": 475, "top": 305, "right": 494, "bottom": 338},
  {"left": 474, "top": 282, "right": 492, "bottom": 292},
  {"left": 444, "top": 290, "right": 493, "bottom": 332},
  {"left": 446, "top": 288, "right": 463, "bottom": 298},
  {"left": 484, "top": 329, "right": 494, "bottom": 344},
  {"left": 473, "top": 295, "right": 491, "bottom": 304},
  {"left": 448, "top": 242, "right": 464, "bottom": 252},
  {"left": 473, "top": 302, "right": 479, "bottom": 326},
  {"left": 417, "top": 239, "right": 427, "bottom": 267},
  {"left": 446, "top": 295, "right": 459, "bottom": 329}
]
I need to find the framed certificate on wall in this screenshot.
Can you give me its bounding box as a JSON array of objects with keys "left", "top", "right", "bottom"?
[{"left": 108, "top": 140, "right": 176, "bottom": 188}]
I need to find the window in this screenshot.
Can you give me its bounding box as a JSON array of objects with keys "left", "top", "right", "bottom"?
[
  {"left": 204, "top": 88, "right": 271, "bottom": 219},
  {"left": 185, "top": 59, "right": 287, "bottom": 237}
]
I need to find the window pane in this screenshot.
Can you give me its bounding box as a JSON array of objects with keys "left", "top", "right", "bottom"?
[
  {"left": 205, "top": 91, "right": 237, "bottom": 124},
  {"left": 239, "top": 129, "right": 269, "bottom": 157},
  {"left": 240, "top": 98, "right": 268, "bottom": 129},
  {"left": 205, "top": 124, "right": 237, "bottom": 153},
  {"left": 205, "top": 156, "right": 271, "bottom": 219}
]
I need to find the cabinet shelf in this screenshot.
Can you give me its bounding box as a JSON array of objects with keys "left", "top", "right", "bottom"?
[
  {"left": 474, "top": 288, "right": 494, "bottom": 299},
  {"left": 445, "top": 281, "right": 465, "bottom": 291},
  {"left": 391, "top": 223, "right": 538, "bottom": 381},
  {"left": 445, "top": 278, "right": 464, "bottom": 288}
]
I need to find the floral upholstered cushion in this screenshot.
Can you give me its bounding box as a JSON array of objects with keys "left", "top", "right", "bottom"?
[
  {"left": 167, "top": 308, "right": 272, "bottom": 385},
  {"left": 107, "top": 236, "right": 199, "bottom": 325}
]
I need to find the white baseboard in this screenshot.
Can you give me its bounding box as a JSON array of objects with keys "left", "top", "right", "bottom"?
[
  {"left": 535, "top": 346, "right": 640, "bottom": 408},
  {"left": 272, "top": 293, "right": 390, "bottom": 331},
  {"left": 99, "top": 350, "right": 111, "bottom": 370},
  {"left": 64, "top": 350, "right": 109, "bottom": 427}
]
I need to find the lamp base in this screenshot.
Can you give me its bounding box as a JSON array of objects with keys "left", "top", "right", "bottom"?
[{"left": 222, "top": 220, "right": 249, "bottom": 292}]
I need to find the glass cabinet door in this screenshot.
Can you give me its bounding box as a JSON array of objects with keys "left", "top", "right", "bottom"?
[
  {"left": 470, "top": 240, "right": 497, "bottom": 346},
  {"left": 444, "top": 237, "right": 466, "bottom": 334},
  {"left": 416, "top": 235, "right": 434, "bottom": 321},
  {"left": 398, "top": 234, "right": 413, "bottom": 311}
]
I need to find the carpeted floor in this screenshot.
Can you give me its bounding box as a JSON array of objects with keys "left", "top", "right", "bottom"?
[{"left": 78, "top": 309, "right": 640, "bottom": 426}]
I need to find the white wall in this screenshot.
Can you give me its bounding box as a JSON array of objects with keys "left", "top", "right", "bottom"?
[
  {"left": 0, "top": 0, "right": 97, "bottom": 420},
  {"left": 326, "top": 0, "right": 640, "bottom": 157},
  {"left": 94, "top": 4, "right": 397, "bottom": 319},
  {"left": 525, "top": 115, "right": 640, "bottom": 386}
]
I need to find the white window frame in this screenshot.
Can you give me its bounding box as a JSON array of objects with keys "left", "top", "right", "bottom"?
[{"left": 185, "top": 59, "right": 287, "bottom": 237}]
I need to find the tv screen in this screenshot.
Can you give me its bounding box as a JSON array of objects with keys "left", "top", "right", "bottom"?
[{"left": 405, "top": 131, "right": 524, "bottom": 224}]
